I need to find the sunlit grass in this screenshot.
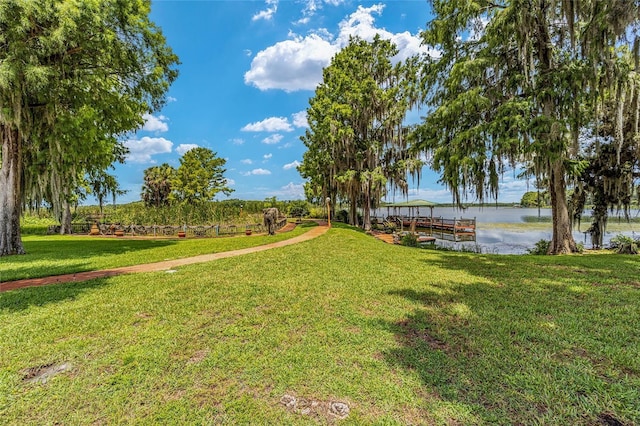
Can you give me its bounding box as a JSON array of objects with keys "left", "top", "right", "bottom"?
[
  {"left": 1, "top": 224, "right": 639, "bottom": 424},
  {"left": 0, "top": 222, "right": 314, "bottom": 282}
]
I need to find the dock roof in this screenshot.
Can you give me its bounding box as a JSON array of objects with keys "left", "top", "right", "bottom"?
[{"left": 379, "top": 199, "right": 439, "bottom": 208}]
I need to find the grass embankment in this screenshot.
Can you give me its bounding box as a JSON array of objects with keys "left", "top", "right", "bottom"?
[
  {"left": 1, "top": 223, "right": 313, "bottom": 282},
  {"left": 1, "top": 224, "right": 639, "bottom": 424}
]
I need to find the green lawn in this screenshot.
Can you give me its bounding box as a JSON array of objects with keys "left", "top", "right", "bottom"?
[
  {"left": 1, "top": 224, "right": 639, "bottom": 424},
  {"left": 0, "top": 223, "right": 313, "bottom": 282}
]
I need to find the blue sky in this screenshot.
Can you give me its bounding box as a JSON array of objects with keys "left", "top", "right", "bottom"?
[{"left": 109, "top": 0, "right": 528, "bottom": 205}]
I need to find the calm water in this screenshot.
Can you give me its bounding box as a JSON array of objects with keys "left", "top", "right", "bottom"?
[{"left": 373, "top": 206, "right": 640, "bottom": 254}]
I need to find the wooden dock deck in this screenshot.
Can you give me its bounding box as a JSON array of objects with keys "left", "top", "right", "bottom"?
[{"left": 374, "top": 215, "right": 477, "bottom": 242}]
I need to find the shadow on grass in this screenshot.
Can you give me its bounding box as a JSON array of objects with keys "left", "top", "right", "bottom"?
[
  {"left": 0, "top": 278, "right": 111, "bottom": 313},
  {"left": 1, "top": 238, "right": 177, "bottom": 282},
  {"left": 426, "top": 251, "right": 640, "bottom": 295},
  {"left": 20, "top": 238, "right": 178, "bottom": 261},
  {"left": 380, "top": 252, "right": 640, "bottom": 424},
  {"left": 381, "top": 285, "right": 494, "bottom": 423}
]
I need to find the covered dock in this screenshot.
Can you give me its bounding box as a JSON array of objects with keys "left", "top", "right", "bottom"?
[{"left": 376, "top": 199, "right": 476, "bottom": 242}]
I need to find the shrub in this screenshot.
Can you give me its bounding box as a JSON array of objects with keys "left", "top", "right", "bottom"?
[
  {"left": 609, "top": 234, "right": 639, "bottom": 254},
  {"left": 336, "top": 209, "right": 349, "bottom": 223},
  {"left": 287, "top": 200, "right": 310, "bottom": 219},
  {"left": 401, "top": 233, "right": 418, "bottom": 247},
  {"left": 527, "top": 239, "right": 551, "bottom": 255},
  {"left": 307, "top": 205, "right": 325, "bottom": 219},
  {"left": 384, "top": 221, "right": 396, "bottom": 234}
]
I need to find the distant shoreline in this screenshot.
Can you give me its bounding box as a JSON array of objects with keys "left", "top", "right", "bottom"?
[{"left": 480, "top": 221, "right": 640, "bottom": 233}]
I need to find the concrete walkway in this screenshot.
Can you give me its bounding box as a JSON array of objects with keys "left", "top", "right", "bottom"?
[{"left": 0, "top": 223, "right": 329, "bottom": 293}]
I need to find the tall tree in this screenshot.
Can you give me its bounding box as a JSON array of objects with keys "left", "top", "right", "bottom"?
[
  {"left": 88, "top": 170, "right": 127, "bottom": 216},
  {"left": 300, "top": 36, "right": 422, "bottom": 230},
  {"left": 141, "top": 163, "right": 175, "bottom": 208},
  {"left": 171, "top": 147, "right": 233, "bottom": 205},
  {"left": 415, "top": 0, "right": 639, "bottom": 253},
  {"left": 571, "top": 50, "right": 640, "bottom": 248},
  {"left": 0, "top": 0, "right": 179, "bottom": 256}
]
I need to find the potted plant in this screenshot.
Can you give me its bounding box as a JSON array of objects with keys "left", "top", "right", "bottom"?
[{"left": 90, "top": 222, "right": 100, "bottom": 235}]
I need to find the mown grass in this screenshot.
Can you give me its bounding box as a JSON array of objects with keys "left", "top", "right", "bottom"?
[
  {"left": 0, "top": 222, "right": 314, "bottom": 282},
  {"left": 1, "top": 223, "right": 639, "bottom": 424}
]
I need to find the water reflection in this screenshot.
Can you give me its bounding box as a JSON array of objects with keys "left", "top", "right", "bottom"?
[
  {"left": 371, "top": 206, "right": 640, "bottom": 254},
  {"left": 440, "top": 224, "right": 640, "bottom": 254},
  {"left": 443, "top": 227, "right": 638, "bottom": 255}
]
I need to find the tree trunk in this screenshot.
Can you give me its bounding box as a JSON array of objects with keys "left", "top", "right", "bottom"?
[
  {"left": 0, "top": 124, "right": 26, "bottom": 256},
  {"left": 589, "top": 188, "right": 608, "bottom": 249},
  {"left": 349, "top": 196, "right": 358, "bottom": 226},
  {"left": 363, "top": 183, "right": 372, "bottom": 231},
  {"left": 548, "top": 159, "right": 578, "bottom": 254},
  {"left": 60, "top": 199, "right": 72, "bottom": 235}
]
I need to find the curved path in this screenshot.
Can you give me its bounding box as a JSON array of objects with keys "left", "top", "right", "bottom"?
[{"left": 0, "top": 223, "right": 329, "bottom": 293}]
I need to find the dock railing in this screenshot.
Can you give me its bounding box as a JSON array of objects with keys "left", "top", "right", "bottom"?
[{"left": 387, "top": 215, "right": 476, "bottom": 242}]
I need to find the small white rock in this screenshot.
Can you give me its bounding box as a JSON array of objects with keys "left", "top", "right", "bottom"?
[
  {"left": 280, "top": 394, "right": 297, "bottom": 409},
  {"left": 329, "top": 401, "right": 350, "bottom": 419}
]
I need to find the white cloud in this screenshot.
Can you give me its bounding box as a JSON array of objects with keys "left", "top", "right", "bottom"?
[
  {"left": 300, "top": 0, "right": 320, "bottom": 17},
  {"left": 142, "top": 113, "right": 169, "bottom": 133},
  {"left": 243, "top": 168, "right": 272, "bottom": 176},
  {"left": 252, "top": 0, "right": 278, "bottom": 21},
  {"left": 176, "top": 144, "right": 199, "bottom": 156},
  {"left": 241, "top": 159, "right": 253, "bottom": 164},
  {"left": 242, "top": 117, "right": 293, "bottom": 132},
  {"left": 272, "top": 182, "right": 305, "bottom": 199},
  {"left": 298, "top": 0, "right": 346, "bottom": 24},
  {"left": 167, "top": 96, "right": 177, "bottom": 103},
  {"left": 497, "top": 174, "right": 530, "bottom": 201},
  {"left": 292, "top": 111, "right": 308, "bottom": 128},
  {"left": 263, "top": 153, "right": 273, "bottom": 160},
  {"left": 225, "top": 178, "right": 236, "bottom": 186},
  {"left": 244, "top": 34, "right": 337, "bottom": 92},
  {"left": 283, "top": 160, "right": 301, "bottom": 170},
  {"left": 405, "top": 172, "right": 528, "bottom": 204},
  {"left": 231, "top": 138, "right": 245, "bottom": 145},
  {"left": 262, "top": 134, "right": 283, "bottom": 145},
  {"left": 244, "top": 4, "right": 438, "bottom": 92},
  {"left": 124, "top": 136, "right": 173, "bottom": 163},
  {"left": 407, "top": 187, "right": 452, "bottom": 202},
  {"left": 335, "top": 4, "right": 439, "bottom": 63}
]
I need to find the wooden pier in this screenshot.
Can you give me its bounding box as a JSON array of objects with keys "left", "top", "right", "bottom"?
[{"left": 375, "top": 215, "right": 477, "bottom": 242}]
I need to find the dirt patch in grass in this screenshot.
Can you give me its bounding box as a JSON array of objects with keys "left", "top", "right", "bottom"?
[
  {"left": 597, "top": 412, "right": 627, "bottom": 426},
  {"left": 22, "top": 362, "right": 73, "bottom": 384},
  {"left": 590, "top": 281, "right": 640, "bottom": 289},
  {"left": 397, "top": 319, "right": 449, "bottom": 351},
  {"left": 280, "top": 393, "right": 350, "bottom": 422},
  {"left": 187, "top": 349, "right": 209, "bottom": 364}
]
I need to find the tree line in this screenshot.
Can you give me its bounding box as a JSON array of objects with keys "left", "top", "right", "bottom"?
[
  {"left": 140, "top": 147, "right": 232, "bottom": 208},
  {"left": 0, "top": 0, "right": 178, "bottom": 255},
  {"left": 300, "top": 0, "right": 640, "bottom": 254},
  {"left": 2, "top": 1, "right": 639, "bottom": 256}
]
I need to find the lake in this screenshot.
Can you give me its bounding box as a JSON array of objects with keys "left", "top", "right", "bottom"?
[{"left": 372, "top": 206, "right": 640, "bottom": 254}]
